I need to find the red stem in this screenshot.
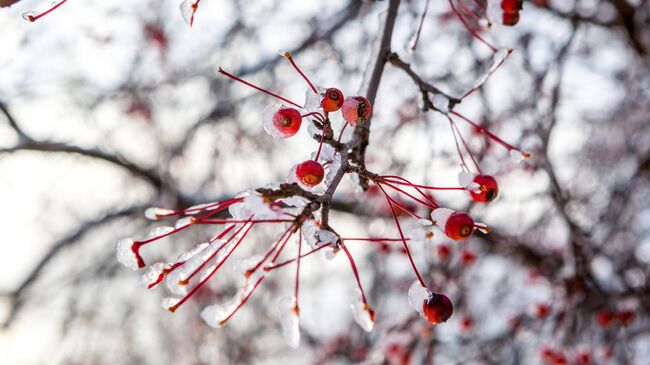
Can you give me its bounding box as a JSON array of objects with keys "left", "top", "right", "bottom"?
[
  {"left": 447, "top": 0, "right": 497, "bottom": 52},
  {"left": 24, "top": 0, "right": 68, "bottom": 22},
  {"left": 284, "top": 54, "right": 318, "bottom": 94},
  {"left": 218, "top": 68, "right": 302, "bottom": 108},
  {"left": 376, "top": 184, "right": 427, "bottom": 288},
  {"left": 340, "top": 241, "right": 369, "bottom": 305}
]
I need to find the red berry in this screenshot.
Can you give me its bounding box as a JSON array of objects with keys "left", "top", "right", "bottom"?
[
  {"left": 321, "top": 88, "right": 344, "bottom": 112},
  {"left": 341, "top": 96, "right": 372, "bottom": 126},
  {"left": 470, "top": 175, "right": 499, "bottom": 203},
  {"left": 460, "top": 249, "right": 477, "bottom": 265},
  {"left": 437, "top": 244, "right": 451, "bottom": 261},
  {"left": 422, "top": 292, "right": 453, "bottom": 325},
  {"left": 575, "top": 352, "right": 591, "bottom": 365},
  {"left": 596, "top": 310, "right": 614, "bottom": 327},
  {"left": 444, "top": 212, "right": 475, "bottom": 241},
  {"left": 272, "top": 107, "right": 302, "bottom": 137},
  {"left": 295, "top": 160, "right": 325, "bottom": 187},
  {"left": 460, "top": 315, "right": 473, "bottom": 332},
  {"left": 617, "top": 309, "right": 635, "bottom": 326},
  {"left": 502, "top": 12, "right": 520, "bottom": 26},
  {"left": 501, "top": 0, "right": 523, "bottom": 12},
  {"left": 535, "top": 303, "right": 551, "bottom": 319}
]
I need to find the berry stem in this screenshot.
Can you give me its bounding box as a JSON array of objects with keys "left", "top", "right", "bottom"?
[
  {"left": 376, "top": 179, "right": 436, "bottom": 210},
  {"left": 447, "top": 116, "right": 471, "bottom": 171},
  {"left": 169, "top": 220, "right": 255, "bottom": 312},
  {"left": 263, "top": 244, "right": 329, "bottom": 271},
  {"left": 246, "top": 225, "right": 295, "bottom": 276},
  {"left": 377, "top": 175, "right": 440, "bottom": 208},
  {"left": 451, "top": 110, "right": 528, "bottom": 155},
  {"left": 301, "top": 111, "right": 325, "bottom": 123},
  {"left": 410, "top": 0, "right": 431, "bottom": 52},
  {"left": 340, "top": 241, "right": 369, "bottom": 306},
  {"left": 450, "top": 119, "right": 482, "bottom": 173},
  {"left": 447, "top": 0, "right": 497, "bottom": 52},
  {"left": 23, "top": 0, "right": 68, "bottom": 22},
  {"left": 294, "top": 226, "right": 303, "bottom": 311},
  {"left": 378, "top": 178, "right": 466, "bottom": 191},
  {"left": 282, "top": 51, "right": 318, "bottom": 94},
  {"left": 314, "top": 124, "right": 328, "bottom": 161},
  {"left": 218, "top": 67, "right": 302, "bottom": 108},
  {"left": 376, "top": 184, "right": 427, "bottom": 288},
  {"left": 342, "top": 237, "right": 411, "bottom": 243},
  {"left": 337, "top": 122, "right": 348, "bottom": 143}
]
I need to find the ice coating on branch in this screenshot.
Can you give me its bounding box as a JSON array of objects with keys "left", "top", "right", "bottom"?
[
  {"left": 325, "top": 154, "right": 342, "bottom": 185},
  {"left": 409, "top": 227, "right": 434, "bottom": 243},
  {"left": 147, "top": 226, "right": 174, "bottom": 239},
  {"left": 431, "top": 208, "right": 454, "bottom": 231},
  {"left": 116, "top": 237, "right": 140, "bottom": 270},
  {"left": 318, "top": 230, "right": 339, "bottom": 246},
  {"left": 418, "top": 218, "right": 433, "bottom": 226},
  {"left": 139, "top": 262, "right": 166, "bottom": 288},
  {"left": 145, "top": 207, "right": 174, "bottom": 220},
  {"left": 165, "top": 242, "right": 213, "bottom": 295},
  {"left": 408, "top": 281, "right": 430, "bottom": 316},
  {"left": 179, "top": 0, "right": 199, "bottom": 27},
  {"left": 351, "top": 292, "right": 374, "bottom": 332},
  {"left": 229, "top": 193, "right": 279, "bottom": 220},
  {"left": 161, "top": 297, "right": 180, "bottom": 311},
  {"left": 277, "top": 296, "right": 301, "bottom": 348},
  {"left": 22, "top": 11, "right": 39, "bottom": 22},
  {"left": 510, "top": 149, "right": 529, "bottom": 163},
  {"left": 468, "top": 48, "right": 512, "bottom": 92},
  {"left": 201, "top": 299, "right": 239, "bottom": 328},
  {"left": 175, "top": 216, "right": 196, "bottom": 229},
  {"left": 231, "top": 255, "right": 263, "bottom": 275},
  {"left": 433, "top": 94, "right": 450, "bottom": 114},
  {"left": 458, "top": 171, "right": 478, "bottom": 188},
  {"left": 186, "top": 201, "right": 221, "bottom": 212},
  {"left": 303, "top": 87, "right": 326, "bottom": 112},
  {"left": 281, "top": 195, "right": 310, "bottom": 208},
  {"left": 311, "top": 144, "right": 335, "bottom": 163}
]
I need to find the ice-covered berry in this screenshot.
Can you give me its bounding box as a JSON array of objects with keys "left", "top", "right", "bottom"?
[
  {"left": 469, "top": 175, "right": 499, "bottom": 203},
  {"left": 321, "top": 88, "right": 344, "bottom": 112},
  {"left": 295, "top": 160, "right": 325, "bottom": 187},
  {"left": 431, "top": 208, "right": 475, "bottom": 241},
  {"left": 261, "top": 104, "right": 303, "bottom": 138},
  {"left": 341, "top": 96, "right": 372, "bottom": 126}
]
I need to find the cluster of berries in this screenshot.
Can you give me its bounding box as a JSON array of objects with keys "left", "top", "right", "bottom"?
[{"left": 218, "top": 51, "right": 371, "bottom": 190}]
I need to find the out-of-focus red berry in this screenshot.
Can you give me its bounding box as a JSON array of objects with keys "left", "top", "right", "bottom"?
[
  {"left": 460, "top": 315, "right": 473, "bottom": 332},
  {"left": 295, "top": 160, "right": 325, "bottom": 186},
  {"left": 470, "top": 175, "right": 499, "bottom": 203},
  {"left": 501, "top": 0, "right": 523, "bottom": 13},
  {"left": 575, "top": 351, "right": 591, "bottom": 365},
  {"left": 437, "top": 244, "right": 451, "bottom": 261},
  {"left": 321, "top": 88, "right": 344, "bottom": 112},
  {"left": 596, "top": 310, "right": 615, "bottom": 327},
  {"left": 341, "top": 96, "right": 372, "bottom": 126},
  {"left": 535, "top": 303, "right": 551, "bottom": 319},
  {"left": 461, "top": 250, "right": 477, "bottom": 265},
  {"left": 422, "top": 292, "right": 453, "bottom": 325},
  {"left": 617, "top": 309, "right": 635, "bottom": 326}
]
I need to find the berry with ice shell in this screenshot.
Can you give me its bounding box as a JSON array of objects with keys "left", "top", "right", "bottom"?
[
  {"left": 295, "top": 160, "right": 325, "bottom": 187},
  {"left": 341, "top": 96, "right": 372, "bottom": 126},
  {"left": 261, "top": 105, "right": 303, "bottom": 138},
  {"left": 321, "top": 88, "right": 344, "bottom": 112}
]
